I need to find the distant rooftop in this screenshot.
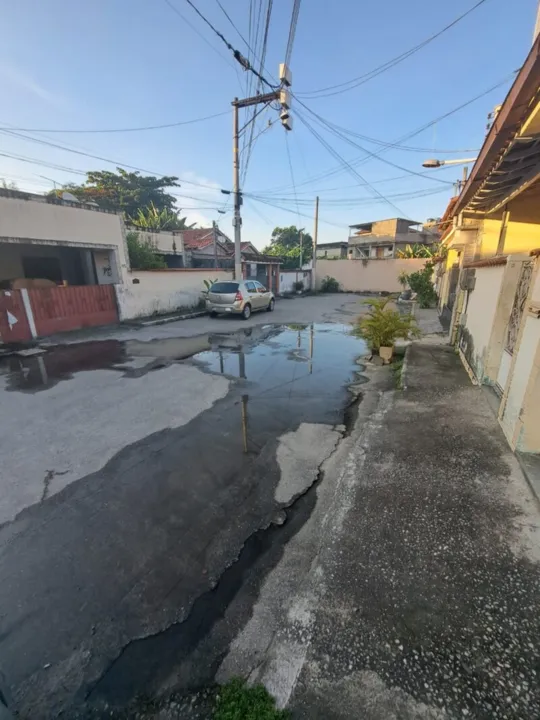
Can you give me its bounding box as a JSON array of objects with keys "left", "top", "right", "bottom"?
[{"left": 349, "top": 218, "right": 420, "bottom": 230}]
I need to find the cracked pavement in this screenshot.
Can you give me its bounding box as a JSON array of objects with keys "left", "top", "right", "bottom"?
[{"left": 0, "top": 294, "right": 369, "bottom": 719}]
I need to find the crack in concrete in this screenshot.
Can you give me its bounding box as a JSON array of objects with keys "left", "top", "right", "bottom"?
[
  {"left": 84, "top": 419, "right": 353, "bottom": 711},
  {"left": 41, "top": 469, "right": 68, "bottom": 503}
]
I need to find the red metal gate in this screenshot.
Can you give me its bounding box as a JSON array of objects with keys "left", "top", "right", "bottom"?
[
  {"left": 28, "top": 285, "right": 118, "bottom": 336},
  {"left": 0, "top": 290, "right": 33, "bottom": 343}
]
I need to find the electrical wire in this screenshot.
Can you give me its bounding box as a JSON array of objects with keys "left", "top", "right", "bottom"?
[
  {"left": 250, "top": 195, "right": 348, "bottom": 228},
  {"left": 251, "top": 71, "right": 515, "bottom": 196},
  {"left": 298, "top": 0, "right": 490, "bottom": 98},
  {"left": 215, "top": 0, "right": 252, "bottom": 51},
  {"left": 4, "top": 111, "right": 230, "bottom": 134},
  {"left": 162, "top": 0, "right": 240, "bottom": 73},
  {"left": 298, "top": 101, "right": 454, "bottom": 185},
  {"left": 295, "top": 112, "right": 412, "bottom": 218},
  {"left": 250, "top": 166, "right": 454, "bottom": 198},
  {"left": 0, "top": 128, "right": 227, "bottom": 192},
  {"left": 182, "top": 0, "right": 275, "bottom": 89},
  {"left": 0, "top": 148, "right": 226, "bottom": 207},
  {"left": 285, "top": 133, "right": 302, "bottom": 226},
  {"left": 285, "top": 0, "right": 302, "bottom": 66},
  {"left": 242, "top": 0, "right": 274, "bottom": 183},
  {"left": 246, "top": 186, "right": 448, "bottom": 206}
]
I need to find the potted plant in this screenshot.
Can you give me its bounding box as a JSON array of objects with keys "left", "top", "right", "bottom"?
[
  {"left": 292, "top": 279, "right": 304, "bottom": 294},
  {"left": 355, "top": 298, "right": 420, "bottom": 363}
]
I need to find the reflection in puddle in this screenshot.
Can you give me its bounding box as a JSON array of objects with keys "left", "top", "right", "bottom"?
[
  {"left": 0, "top": 341, "right": 126, "bottom": 392},
  {"left": 0, "top": 324, "right": 368, "bottom": 406},
  {"left": 193, "top": 324, "right": 368, "bottom": 453}
]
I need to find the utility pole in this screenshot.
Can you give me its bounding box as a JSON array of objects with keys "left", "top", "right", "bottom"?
[
  {"left": 456, "top": 165, "right": 469, "bottom": 194},
  {"left": 231, "top": 64, "right": 293, "bottom": 281},
  {"left": 312, "top": 195, "right": 319, "bottom": 289},
  {"left": 212, "top": 220, "right": 219, "bottom": 269},
  {"left": 232, "top": 100, "right": 242, "bottom": 280},
  {"left": 299, "top": 229, "right": 303, "bottom": 270}
]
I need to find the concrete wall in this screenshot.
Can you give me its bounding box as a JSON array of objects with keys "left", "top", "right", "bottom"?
[
  {"left": 316, "top": 258, "right": 426, "bottom": 293},
  {"left": 500, "top": 260, "right": 540, "bottom": 451},
  {"left": 280, "top": 270, "right": 312, "bottom": 294},
  {"left": 0, "top": 195, "right": 129, "bottom": 282},
  {"left": 460, "top": 265, "right": 505, "bottom": 381},
  {"left": 115, "top": 268, "right": 234, "bottom": 320}
]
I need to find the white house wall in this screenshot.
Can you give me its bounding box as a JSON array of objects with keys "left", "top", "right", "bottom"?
[
  {"left": 460, "top": 265, "right": 505, "bottom": 381},
  {"left": 280, "top": 270, "right": 312, "bottom": 293},
  {"left": 0, "top": 196, "right": 129, "bottom": 282},
  {"left": 115, "top": 269, "right": 234, "bottom": 320},
  {"left": 500, "top": 262, "right": 540, "bottom": 450}
]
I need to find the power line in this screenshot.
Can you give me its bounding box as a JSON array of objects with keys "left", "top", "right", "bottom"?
[
  {"left": 285, "top": 132, "right": 301, "bottom": 225},
  {"left": 0, "top": 149, "right": 225, "bottom": 206},
  {"left": 285, "top": 0, "right": 302, "bottom": 66},
  {"left": 251, "top": 71, "right": 515, "bottom": 196},
  {"left": 182, "top": 0, "right": 275, "bottom": 89},
  {"left": 242, "top": 0, "right": 274, "bottom": 182},
  {"left": 246, "top": 186, "right": 448, "bottom": 206},
  {"left": 295, "top": 110, "right": 411, "bottom": 218},
  {"left": 4, "top": 110, "right": 230, "bottom": 134},
  {"left": 215, "top": 0, "right": 252, "bottom": 50},
  {"left": 250, "top": 195, "right": 348, "bottom": 228},
  {"left": 298, "top": 0, "right": 490, "bottom": 98},
  {"left": 0, "top": 128, "right": 226, "bottom": 192},
  {"left": 298, "top": 100, "right": 454, "bottom": 185},
  {"left": 162, "top": 0, "right": 240, "bottom": 73}
]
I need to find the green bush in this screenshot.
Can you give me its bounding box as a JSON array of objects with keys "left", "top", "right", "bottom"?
[
  {"left": 403, "top": 264, "right": 437, "bottom": 308},
  {"left": 214, "top": 678, "right": 289, "bottom": 720},
  {"left": 320, "top": 275, "right": 340, "bottom": 292},
  {"left": 354, "top": 298, "right": 420, "bottom": 350},
  {"left": 127, "top": 231, "right": 166, "bottom": 270},
  {"left": 292, "top": 280, "right": 304, "bottom": 292}
]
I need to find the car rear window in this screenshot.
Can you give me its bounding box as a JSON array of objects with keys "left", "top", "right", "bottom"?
[{"left": 210, "top": 282, "right": 239, "bottom": 293}]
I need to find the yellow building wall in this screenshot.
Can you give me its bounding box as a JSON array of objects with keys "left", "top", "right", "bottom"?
[{"left": 474, "top": 184, "right": 540, "bottom": 258}]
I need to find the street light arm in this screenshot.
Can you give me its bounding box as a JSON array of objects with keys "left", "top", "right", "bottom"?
[{"left": 422, "top": 157, "right": 477, "bottom": 168}]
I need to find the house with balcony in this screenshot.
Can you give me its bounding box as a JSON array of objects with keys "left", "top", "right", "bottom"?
[{"left": 348, "top": 217, "right": 437, "bottom": 259}]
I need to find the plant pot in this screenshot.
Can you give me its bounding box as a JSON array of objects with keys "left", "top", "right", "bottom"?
[{"left": 379, "top": 345, "right": 394, "bottom": 364}]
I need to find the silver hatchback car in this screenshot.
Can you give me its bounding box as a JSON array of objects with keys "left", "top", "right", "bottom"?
[{"left": 206, "top": 280, "right": 275, "bottom": 320}]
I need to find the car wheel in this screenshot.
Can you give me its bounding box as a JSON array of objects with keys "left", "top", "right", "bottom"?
[
  {"left": 210, "top": 311, "right": 217, "bottom": 318},
  {"left": 267, "top": 298, "right": 275, "bottom": 312},
  {"left": 242, "top": 304, "right": 252, "bottom": 320}
]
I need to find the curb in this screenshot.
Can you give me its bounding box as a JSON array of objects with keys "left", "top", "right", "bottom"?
[
  {"left": 136, "top": 311, "right": 207, "bottom": 327},
  {"left": 400, "top": 344, "right": 411, "bottom": 390}
]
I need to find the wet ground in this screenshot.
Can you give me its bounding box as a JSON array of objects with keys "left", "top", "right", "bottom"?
[{"left": 0, "top": 313, "right": 368, "bottom": 718}]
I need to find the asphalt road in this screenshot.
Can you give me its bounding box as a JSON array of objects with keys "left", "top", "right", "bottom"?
[{"left": 0, "top": 293, "right": 369, "bottom": 719}]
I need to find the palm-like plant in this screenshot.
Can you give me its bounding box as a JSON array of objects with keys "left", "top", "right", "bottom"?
[
  {"left": 130, "top": 202, "right": 197, "bottom": 231},
  {"left": 397, "top": 243, "right": 436, "bottom": 259},
  {"left": 355, "top": 299, "right": 420, "bottom": 350}
]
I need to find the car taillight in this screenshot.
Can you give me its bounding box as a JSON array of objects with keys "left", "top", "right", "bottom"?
[{"left": 235, "top": 291, "right": 243, "bottom": 301}]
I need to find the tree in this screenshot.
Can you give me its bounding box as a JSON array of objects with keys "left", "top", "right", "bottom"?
[
  {"left": 54, "top": 168, "right": 180, "bottom": 218},
  {"left": 263, "top": 226, "right": 313, "bottom": 270},
  {"left": 129, "top": 201, "right": 197, "bottom": 231},
  {"left": 126, "top": 231, "right": 166, "bottom": 270}
]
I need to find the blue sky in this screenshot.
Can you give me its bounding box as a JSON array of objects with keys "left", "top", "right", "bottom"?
[{"left": 0, "top": 0, "right": 537, "bottom": 247}]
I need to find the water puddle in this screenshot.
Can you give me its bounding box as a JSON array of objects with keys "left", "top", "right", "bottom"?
[{"left": 0, "top": 324, "right": 368, "bottom": 399}]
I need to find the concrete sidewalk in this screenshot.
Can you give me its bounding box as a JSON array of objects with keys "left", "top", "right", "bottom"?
[
  {"left": 289, "top": 342, "right": 540, "bottom": 718},
  {"left": 216, "top": 340, "right": 540, "bottom": 720}
]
